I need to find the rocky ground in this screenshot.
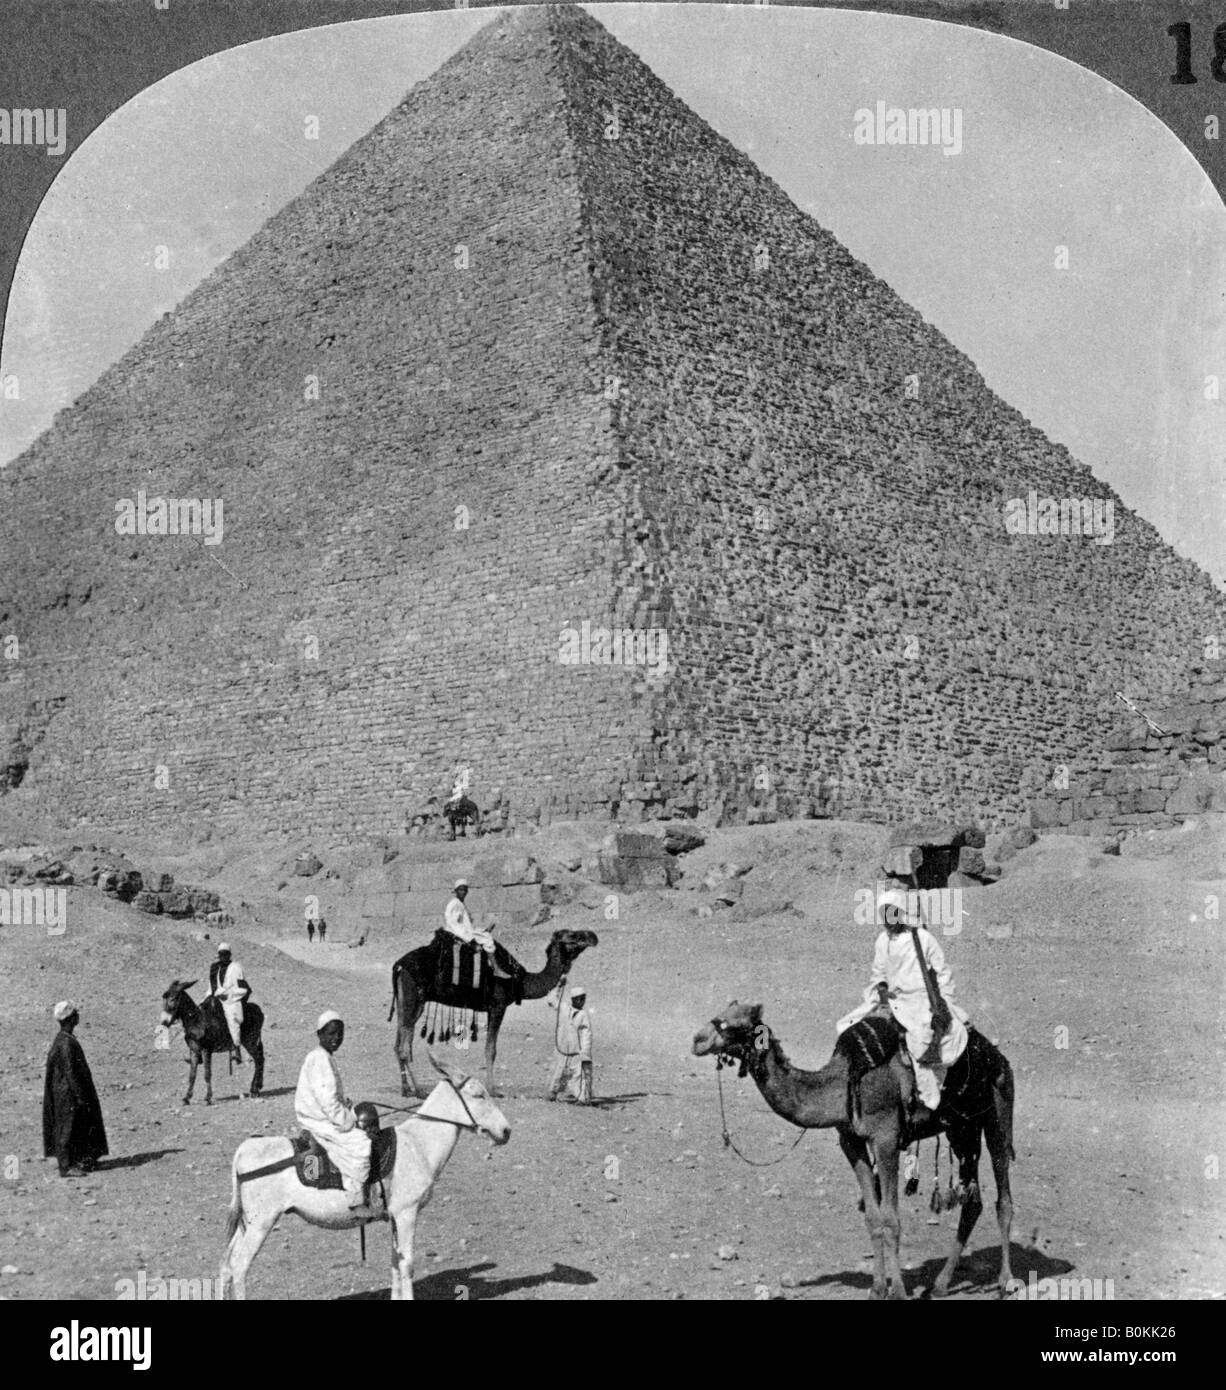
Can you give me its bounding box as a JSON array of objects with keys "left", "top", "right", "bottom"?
[{"left": 1, "top": 807, "right": 1223, "bottom": 1301}]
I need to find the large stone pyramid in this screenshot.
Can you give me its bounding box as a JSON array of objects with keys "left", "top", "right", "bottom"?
[{"left": 2, "top": 3, "right": 1223, "bottom": 840}]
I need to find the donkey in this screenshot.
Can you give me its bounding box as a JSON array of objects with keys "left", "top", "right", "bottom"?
[
  {"left": 219, "top": 1053, "right": 510, "bottom": 1300},
  {"left": 160, "top": 979, "right": 265, "bottom": 1105},
  {"left": 443, "top": 794, "right": 481, "bottom": 839}
]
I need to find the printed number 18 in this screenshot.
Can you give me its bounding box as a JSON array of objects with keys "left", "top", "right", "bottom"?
[{"left": 1167, "top": 22, "right": 1226, "bottom": 84}]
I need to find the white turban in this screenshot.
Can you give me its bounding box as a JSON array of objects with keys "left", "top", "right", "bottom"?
[
  {"left": 876, "top": 886, "right": 915, "bottom": 926},
  {"left": 316, "top": 1009, "right": 343, "bottom": 1030},
  {"left": 218, "top": 942, "right": 231, "bottom": 953},
  {"left": 53, "top": 1000, "right": 77, "bottom": 1022},
  {"left": 569, "top": 986, "right": 587, "bottom": 1001},
  {"left": 453, "top": 878, "right": 468, "bottom": 890}
]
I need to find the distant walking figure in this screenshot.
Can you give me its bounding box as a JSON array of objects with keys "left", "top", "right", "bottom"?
[
  {"left": 317, "top": 917, "right": 327, "bottom": 943},
  {"left": 43, "top": 1001, "right": 108, "bottom": 1176},
  {"left": 307, "top": 919, "right": 315, "bottom": 944}
]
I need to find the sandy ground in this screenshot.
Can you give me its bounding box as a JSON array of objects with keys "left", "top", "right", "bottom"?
[{"left": 1, "top": 813, "right": 1223, "bottom": 1301}]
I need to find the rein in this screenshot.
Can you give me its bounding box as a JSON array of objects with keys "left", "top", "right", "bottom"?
[{"left": 709, "top": 1022, "right": 808, "bottom": 1168}]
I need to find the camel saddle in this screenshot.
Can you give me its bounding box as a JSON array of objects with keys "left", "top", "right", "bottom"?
[
  {"left": 430, "top": 930, "right": 524, "bottom": 1010},
  {"left": 838, "top": 1012, "right": 1003, "bottom": 1129},
  {"left": 290, "top": 1123, "right": 397, "bottom": 1191}
]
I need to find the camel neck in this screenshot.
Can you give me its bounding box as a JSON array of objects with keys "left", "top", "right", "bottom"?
[
  {"left": 747, "top": 1035, "right": 848, "bottom": 1129},
  {"left": 521, "top": 946, "right": 566, "bottom": 1000}
]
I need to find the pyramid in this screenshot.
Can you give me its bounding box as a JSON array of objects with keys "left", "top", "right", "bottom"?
[{"left": 2, "top": 3, "right": 1223, "bottom": 841}]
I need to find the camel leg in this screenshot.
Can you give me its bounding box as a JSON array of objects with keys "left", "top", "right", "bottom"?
[
  {"left": 397, "top": 998, "right": 426, "bottom": 1098},
  {"left": 204, "top": 1049, "right": 214, "bottom": 1106},
  {"left": 873, "top": 1128, "right": 908, "bottom": 1300},
  {"left": 391, "top": 1206, "right": 418, "bottom": 1301},
  {"left": 183, "top": 1047, "right": 199, "bottom": 1105},
  {"left": 839, "top": 1129, "right": 887, "bottom": 1299},
  {"left": 483, "top": 1004, "right": 505, "bottom": 1096},
  {"left": 932, "top": 1127, "right": 984, "bottom": 1299},
  {"left": 983, "top": 1110, "right": 1015, "bottom": 1295},
  {"left": 222, "top": 1215, "right": 276, "bottom": 1301}
]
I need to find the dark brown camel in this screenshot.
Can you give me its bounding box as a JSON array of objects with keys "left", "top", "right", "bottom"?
[
  {"left": 389, "top": 928, "right": 598, "bottom": 1097},
  {"left": 160, "top": 980, "right": 265, "bottom": 1105},
  {"left": 692, "top": 1001, "right": 1015, "bottom": 1299}
]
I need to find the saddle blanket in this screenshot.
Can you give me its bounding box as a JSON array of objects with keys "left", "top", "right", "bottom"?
[
  {"left": 837, "top": 1012, "right": 1007, "bottom": 1127},
  {"left": 430, "top": 930, "right": 524, "bottom": 1010},
  {"left": 290, "top": 1125, "right": 397, "bottom": 1191}
]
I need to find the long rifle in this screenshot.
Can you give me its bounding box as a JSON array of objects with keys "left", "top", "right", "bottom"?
[{"left": 905, "top": 878, "right": 950, "bottom": 1065}]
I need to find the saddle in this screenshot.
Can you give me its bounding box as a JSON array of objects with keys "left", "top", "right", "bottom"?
[
  {"left": 290, "top": 1123, "right": 397, "bottom": 1191},
  {"left": 430, "top": 930, "right": 524, "bottom": 1010},
  {"left": 838, "top": 1011, "right": 1001, "bottom": 1129}
]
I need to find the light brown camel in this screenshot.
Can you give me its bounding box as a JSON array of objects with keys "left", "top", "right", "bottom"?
[
  {"left": 390, "top": 928, "right": 598, "bottom": 1097},
  {"left": 692, "top": 1001, "right": 1015, "bottom": 1299}
]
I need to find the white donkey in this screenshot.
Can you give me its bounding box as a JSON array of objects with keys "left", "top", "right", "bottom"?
[{"left": 219, "top": 1054, "right": 510, "bottom": 1299}]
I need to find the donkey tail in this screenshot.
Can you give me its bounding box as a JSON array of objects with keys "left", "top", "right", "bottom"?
[{"left": 224, "top": 1152, "right": 245, "bottom": 1245}]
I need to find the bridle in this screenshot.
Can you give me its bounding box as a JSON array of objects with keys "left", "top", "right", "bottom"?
[
  {"left": 391, "top": 1075, "right": 490, "bottom": 1134},
  {"left": 706, "top": 1016, "right": 808, "bottom": 1167}
]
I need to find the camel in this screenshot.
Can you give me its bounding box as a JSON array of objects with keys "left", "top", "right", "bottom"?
[
  {"left": 160, "top": 980, "right": 265, "bottom": 1105},
  {"left": 219, "top": 1053, "right": 510, "bottom": 1300},
  {"left": 692, "top": 1001, "right": 1015, "bottom": 1299},
  {"left": 390, "top": 927, "right": 598, "bottom": 1096}
]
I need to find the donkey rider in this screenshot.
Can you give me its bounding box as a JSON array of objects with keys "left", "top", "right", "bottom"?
[
  {"left": 295, "top": 1010, "right": 377, "bottom": 1219},
  {"left": 207, "top": 943, "right": 250, "bottom": 1066},
  {"left": 836, "top": 885, "right": 969, "bottom": 1112}
]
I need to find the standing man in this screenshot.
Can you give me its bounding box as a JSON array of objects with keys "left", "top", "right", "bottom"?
[
  {"left": 306, "top": 918, "right": 315, "bottom": 944},
  {"left": 317, "top": 916, "right": 327, "bottom": 943},
  {"left": 207, "top": 943, "right": 249, "bottom": 1066},
  {"left": 43, "top": 1001, "right": 108, "bottom": 1177},
  {"left": 294, "top": 1010, "right": 374, "bottom": 1218},
  {"left": 547, "top": 986, "right": 593, "bottom": 1104}
]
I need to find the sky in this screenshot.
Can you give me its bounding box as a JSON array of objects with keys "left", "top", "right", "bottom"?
[{"left": 2, "top": 2, "right": 1224, "bottom": 582}]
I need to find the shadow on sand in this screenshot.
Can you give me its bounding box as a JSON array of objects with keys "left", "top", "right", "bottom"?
[
  {"left": 799, "top": 1243, "right": 1075, "bottom": 1299},
  {"left": 94, "top": 1148, "right": 183, "bottom": 1172},
  {"left": 340, "top": 1261, "right": 598, "bottom": 1301}
]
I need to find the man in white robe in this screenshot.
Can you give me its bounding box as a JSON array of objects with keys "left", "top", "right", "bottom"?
[
  {"left": 443, "top": 880, "right": 495, "bottom": 953},
  {"left": 547, "top": 987, "right": 593, "bottom": 1103},
  {"left": 837, "top": 886, "right": 968, "bottom": 1110},
  {"left": 294, "top": 1010, "right": 373, "bottom": 1214},
  {"left": 207, "top": 944, "right": 249, "bottom": 1064}
]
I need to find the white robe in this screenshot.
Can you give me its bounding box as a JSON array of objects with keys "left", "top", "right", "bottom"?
[
  {"left": 208, "top": 960, "right": 247, "bottom": 1047},
  {"left": 294, "top": 1047, "right": 370, "bottom": 1185},
  {"left": 837, "top": 927, "right": 968, "bottom": 1102},
  {"left": 444, "top": 895, "right": 494, "bottom": 952},
  {"left": 548, "top": 1006, "right": 593, "bottom": 1099}
]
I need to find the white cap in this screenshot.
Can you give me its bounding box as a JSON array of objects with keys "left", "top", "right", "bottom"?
[
  {"left": 876, "top": 887, "right": 914, "bottom": 925},
  {"left": 454, "top": 878, "right": 468, "bottom": 890},
  {"left": 218, "top": 942, "right": 231, "bottom": 953},
  {"left": 53, "top": 1000, "right": 77, "bottom": 1022},
  {"left": 569, "top": 986, "right": 587, "bottom": 1001},
  {"left": 316, "top": 1009, "right": 343, "bottom": 1030}
]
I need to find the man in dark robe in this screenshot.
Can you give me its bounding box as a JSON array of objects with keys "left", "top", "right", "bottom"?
[{"left": 42, "top": 1001, "right": 108, "bottom": 1176}]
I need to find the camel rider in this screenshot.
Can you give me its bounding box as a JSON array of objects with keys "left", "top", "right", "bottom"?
[
  {"left": 207, "top": 944, "right": 249, "bottom": 1065},
  {"left": 443, "top": 880, "right": 493, "bottom": 952},
  {"left": 295, "top": 1011, "right": 375, "bottom": 1218},
  {"left": 836, "top": 886, "right": 969, "bottom": 1112}
]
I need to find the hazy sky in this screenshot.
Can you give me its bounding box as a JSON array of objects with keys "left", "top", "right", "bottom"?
[{"left": 3, "top": 3, "right": 1224, "bottom": 581}]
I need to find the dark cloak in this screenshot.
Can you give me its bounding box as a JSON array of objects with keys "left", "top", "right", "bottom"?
[{"left": 42, "top": 1029, "right": 108, "bottom": 1164}]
